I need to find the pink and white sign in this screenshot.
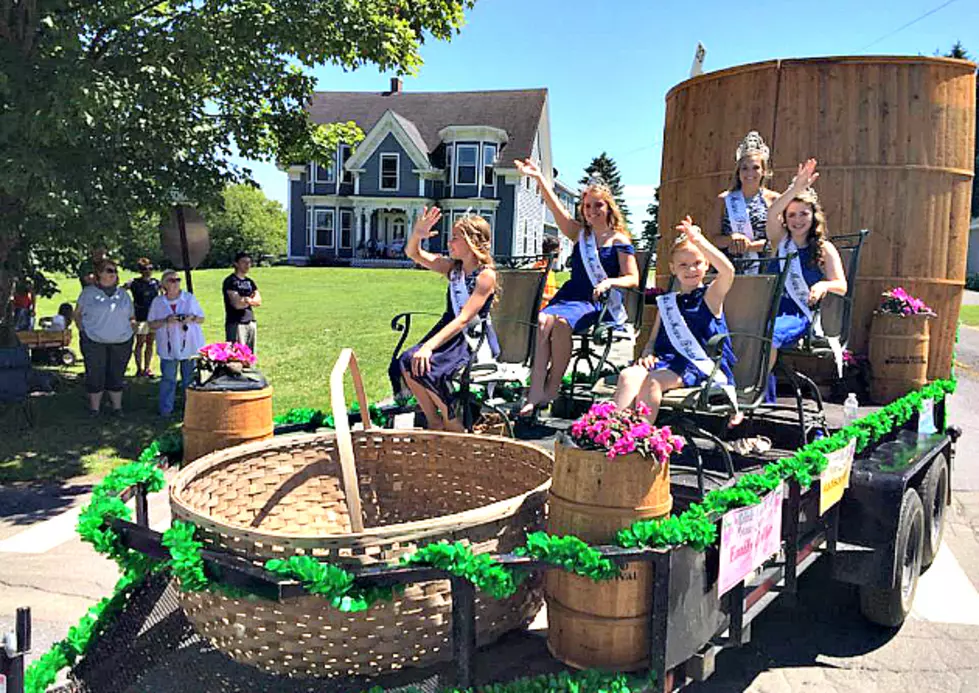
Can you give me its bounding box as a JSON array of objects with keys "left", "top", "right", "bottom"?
[{"left": 718, "top": 483, "right": 784, "bottom": 597}]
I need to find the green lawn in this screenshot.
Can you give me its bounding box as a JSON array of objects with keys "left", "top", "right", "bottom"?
[
  {"left": 2, "top": 266, "right": 446, "bottom": 483},
  {"left": 960, "top": 306, "right": 979, "bottom": 327}
]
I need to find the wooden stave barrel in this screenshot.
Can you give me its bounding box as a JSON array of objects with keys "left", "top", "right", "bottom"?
[
  {"left": 868, "top": 313, "right": 931, "bottom": 404},
  {"left": 182, "top": 387, "right": 274, "bottom": 463},
  {"left": 545, "top": 440, "right": 672, "bottom": 671},
  {"left": 657, "top": 56, "right": 976, "bottom": 380}
]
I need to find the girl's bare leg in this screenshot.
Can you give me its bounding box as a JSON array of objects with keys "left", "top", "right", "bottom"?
[
  {"left": 613, "top": 364, "right": 650, "bottom": 411},
  {"left": 542, "top": 318, "right": 573, "bottom": 403},
  {"left": 520, "top": 313, "right": 554, "bottom": 415},
  {"left": 403, "top": 371, "right": 443, "bottom": 430},
  {"left": 636, "top": 370, "right": 683, "bottom": 423}
]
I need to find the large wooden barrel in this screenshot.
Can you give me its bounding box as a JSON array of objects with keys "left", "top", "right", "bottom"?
[
  {"left": 869, "top": 313, "right": 931, "bottom": 404},
  {"left": 545, "top": 439, "right": 672, "bottom": 671},
  {"left": 658, "top": 56, "right": 976, "bottom": 380},
  {"left": 183, "top": 387, "right": 274, "bottom": 463}
]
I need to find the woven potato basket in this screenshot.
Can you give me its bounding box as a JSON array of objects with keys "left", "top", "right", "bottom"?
[{"left": 168, "top": 349, "right": 553, "bottom": 679}]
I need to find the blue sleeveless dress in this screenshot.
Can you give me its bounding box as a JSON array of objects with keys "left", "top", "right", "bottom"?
[
  {"left": 543, "top": 235, "right": 635, "bottom": 333},
  {"left": 650, "top": 287, "right": 736, "bottom": 387},
  {"left": 721, "top": 190, "right": 770, "bottom": 270},
  {"left": 772, "top": 243, "right": 824, "bottom": 349},
  {"left": 389, "top": 267, "right": 500, "bottom": 409}
]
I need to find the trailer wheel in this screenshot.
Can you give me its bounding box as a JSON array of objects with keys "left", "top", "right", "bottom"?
[
  {"left": 919, "top": 458, "right": 949, "bottom": 569},
  {"left": 859, "top": 488, "right": 924, "bottom": 627},
  {"left": 60, "top": 349, "right": 77, "bottom": 367}
]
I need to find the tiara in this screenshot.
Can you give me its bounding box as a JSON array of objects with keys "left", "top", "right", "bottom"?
[
  {"left": 673, "top": 233, "right": 689, "bottom": 247},
  {"left": 582, "top": 174, "right": 612, "bottom": 194},
  {"left": 735, "top": 131, "right": 770, "bottom": 162},
  {"left": 797, "top": 186, "right": 819, "bottom": 203}
]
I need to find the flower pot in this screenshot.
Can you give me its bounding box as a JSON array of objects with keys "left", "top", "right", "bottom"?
[
  {"left": 868, "top": 312, "right": 931, "bottom": 404},
  {"left": 183, "top": 386, "right": 274, "bottom": 463},
  {"left": 545, "top": 439, "right": 672, "bottom": 671},
  {"left": 633, "top": 304, "right": 659, "bottom": 362}
]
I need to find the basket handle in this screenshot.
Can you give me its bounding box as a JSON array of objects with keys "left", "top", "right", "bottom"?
[{"left": 329, "top": 347, "right": 370, "bottom": 533}]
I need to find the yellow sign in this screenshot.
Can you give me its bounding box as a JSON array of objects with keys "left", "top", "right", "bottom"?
[{"left": 819, "top": 439, "right": 856, "bottom": 515}]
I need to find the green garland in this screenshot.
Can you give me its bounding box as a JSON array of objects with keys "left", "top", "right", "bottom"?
[
  {"left": 515, "top": 532, "right": 620, "bottom": 581},
  {"left": 362, "top": 669, "right": 653, "bottom": 693},
  {"left": 273, "top": 400, "right": 391, "bottom": 429},
  {"left": 264, "top": 555, "right": 398, "bottom": 611},
  {"left": 403, "top": 541, "right": 522, "bottom": 599}
]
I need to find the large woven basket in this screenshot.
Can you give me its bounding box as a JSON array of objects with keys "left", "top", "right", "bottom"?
[{"left": 168, "top": 349, "right": 552, "bottom": 678}]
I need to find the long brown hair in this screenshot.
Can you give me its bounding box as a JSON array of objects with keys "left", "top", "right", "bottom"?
[
  {"left": 451, "top": 214, "right": 500, "bottom": 305},
  {"left": 783, "top": 189, "right": 828, "bottom": 269},
  {"left": 578, "top": 185, "right": 630, "bottom": 239},
  {"left": 728, "top": 153, "right": 773, "bottom": 192}
]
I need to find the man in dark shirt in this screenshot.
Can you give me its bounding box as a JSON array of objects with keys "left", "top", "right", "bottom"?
[
  {"left": 125, "top": 258, "right": 162, "bottom": 376},
  {"left": 223, "top": 251, "right": 262, "bottom": 352}
]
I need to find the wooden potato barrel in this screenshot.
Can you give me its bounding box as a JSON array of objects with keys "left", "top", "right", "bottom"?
[
  {"left": 183, "top": 387, "right": 274, "bottom": 463},
  {"left": 545, "top": 439, "right": 672, "bottom": 671},
  {"left": 657, "top": 56, "right": 976, "bottom": 380},
  {"left": 869, "top": 313, "right": 931, "bottom": 404}
]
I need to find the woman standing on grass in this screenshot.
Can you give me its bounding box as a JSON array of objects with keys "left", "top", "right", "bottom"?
[
  {"left": 708, "top": 131, "right": 779, "bottom": 274},
  {"left": 389, "top": 207, "right": 500, "bottom": 432},
  {"left": 513, "top": 158, "right": 639, "bottom": 417},
  {"left": 74, "top": 259, "right": 135, "bottom": 417},
  {"left": 147, "top": 270, "right": 205, "bottom": 418}
]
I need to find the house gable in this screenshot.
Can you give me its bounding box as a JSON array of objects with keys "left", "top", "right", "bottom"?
[{"left": 345, "top": 110, "right": 433, "bottom": 175}]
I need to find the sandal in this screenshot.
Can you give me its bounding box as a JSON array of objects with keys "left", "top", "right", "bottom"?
[{"left": 727, "top": 436, "right": 772, "bottom": 456}]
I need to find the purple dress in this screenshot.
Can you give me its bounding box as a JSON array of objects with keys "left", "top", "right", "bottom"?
[
  {"left": 389, "top": 268, "right": 499, "bottom": 409},
  {"left": 543, "top": 236, "right": 635, "bottom": 332}
]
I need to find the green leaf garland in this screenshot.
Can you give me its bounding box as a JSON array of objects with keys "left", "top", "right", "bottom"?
[
  {"left": 515, "top": 532, "right": 620, "bottom": 581},
  {"left": 404, "top": 541, "right": 520, "bottom": 600},
  {"left": 264, "top": 555, "right": 397, "bottom": 612},
  {"left": 361, "top": 669, "right": 653, "bottom": 693}
]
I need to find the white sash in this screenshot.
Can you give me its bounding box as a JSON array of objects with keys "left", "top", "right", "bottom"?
[
  {"left": 656, "top": 292, "right": 737, "bottom": 409},
  {"left": 778, "top": 237, "right": 843, "bottom": 376},
  {"left": 449, "top": 268, "right": 494, "bottom": 364},
  {"left": 725, "top": 191, "right": 759, "bottom": 275},
  {"left": 578, "top": 231, "right": 628, "bottom": 327}
]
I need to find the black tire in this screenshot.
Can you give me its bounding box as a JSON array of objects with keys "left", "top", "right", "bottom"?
[
  {"left": 859, "top": 488, "right": 925, "bottom": 627},
  {"left": 919, "top": 458, "right": 949, "bottom": 569},
  {"left": 60, "top": 349, "right": 77, "bottom": 367}
]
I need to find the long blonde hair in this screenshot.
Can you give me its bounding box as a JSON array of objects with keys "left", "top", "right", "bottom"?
[
  {"left": 578, "top": 185, "right": 630, "bottom": 239},
  {"left": 452, "top": 215, "right": 500, "bottom": 305}
]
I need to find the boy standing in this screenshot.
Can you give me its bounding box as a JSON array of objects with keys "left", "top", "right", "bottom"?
[{"left": 222, "top": 251, "right": 261, "bottom": 352}]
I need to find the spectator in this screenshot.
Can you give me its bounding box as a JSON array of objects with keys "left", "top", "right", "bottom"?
[
  {"left": 367, "top": 237, "right": 378, "bottom": 259},
  {"left": 148, "top": 270, "right": 205, "bottom": 417},
  {"left": 12, "top": 278, "right": 36, "bottom": 331},
  {"left": 538, "top": 236, "right": 560, "bottom": 311},
  {"left": 78, "top": 245, "right": 108, "bottom": 289},
  {"left": 125, "top": 258, "right": 161, "bottom": 378},
  {"left": 74, "top": 259, "right": 135, "bottom": 417},
  {"left": 223, "top": 251, "right": 261, "bottom": 352},
  {"left": 44, "top": 303, "right": 75, "bottom": 332}
]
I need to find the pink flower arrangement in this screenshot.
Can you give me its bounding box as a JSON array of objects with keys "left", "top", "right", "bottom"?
[
  {"left": 569, "top": 400, "right": 685, "bottom": 462},
  {"left": 199, "top": 342, "right": 257, "bottom": 365},
  {"left": 842, "top": 349, "right": 868, "bottom": 367},
  {"left": 644, "top": 286, "right": 667, "bottom": 304},
  {"left": 879, "top": 287, "right": 935, "bottom": 318}
]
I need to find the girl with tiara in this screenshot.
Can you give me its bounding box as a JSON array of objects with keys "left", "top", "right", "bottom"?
[
  {"left": 389, "top": 207, "right": 500, "bottom": 432},
  {"left": 709, "top": 131, "right": 779, "bottom": 274},
  {"left": 513, "top": 158, "right": 639, "bottom": 417},
  {"left": 765, "top": 159, "right": 847, "bottom": 399},
  {"left": 614, "top": 217, "right": 738, "bottom": 425}
]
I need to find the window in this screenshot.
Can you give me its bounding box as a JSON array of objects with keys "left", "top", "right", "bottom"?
[
  {"left": 482, "top": 144, "right": 497, "bottom": 187},
  {"left": 445, "top": 145, "right": 453, "bottom": 188},
  {"left": 312, "top": 161, "right": 334, "bottom": 184},
  {"left": 339, "top": 210, "right": 353, "bottom": 249},
  {"left": 478, "top": 210, "right": 495, "bottom": 233},
  {"left": 380, "top": 153, "right": 399, "bottom": 191},
  {"left": 338, "top": 144, "right": 353, "bottom": 184},
  {"left": 456, "top": 144, "right": 478, "bottom": 186},
  {"left": 314, "top": 209, "right": 335, "bottom": 247}
]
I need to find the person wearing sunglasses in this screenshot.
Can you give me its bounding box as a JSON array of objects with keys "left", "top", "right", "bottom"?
[
  {"left": 74, "top": 259, "right": 136, "bottom": 417},
  {"left": 125, "top": 257, "right": 162, "bottom": 378},
  {"left": 147, "top": 270, "right": 205, "bottom": 417}
]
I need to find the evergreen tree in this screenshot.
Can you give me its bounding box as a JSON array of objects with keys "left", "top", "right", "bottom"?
[
  {"left": 639, "top": 188, "right": 660, "bottom": 252},
  {"left": 580, "top": 152, "right": 630, "bottom": 226}
]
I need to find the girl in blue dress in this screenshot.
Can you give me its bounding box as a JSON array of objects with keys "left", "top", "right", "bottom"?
[
  {"left": 389, "top": 207, "right": 500, "bottom": 432},
  {"left": 709, "top": 131, "right": 779, "bottom": 272},
  {"left": 513, "top": 158, "right": 640, "bottom": 417},
  {"left": 614, "top": 217, "right": 738, "bottom": 424},
  {"left": 765, "top": 159, "right": 848, "bottom": 400}
]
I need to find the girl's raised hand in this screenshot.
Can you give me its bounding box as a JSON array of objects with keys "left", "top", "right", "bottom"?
[
  {"left": 513, "top": 158, "right": 542, "bottom": 179},
  {"left": 413, "top": 206, "right": 442, "bottom": 238},
  {"left": 790, "top": 159, "right": 819, "bottom": 193},
  {"left": 675, "top": 215, "right": 704, "bottom": 244}
]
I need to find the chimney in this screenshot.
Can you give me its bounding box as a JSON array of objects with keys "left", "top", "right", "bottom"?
[{"left": 389, "top": 77, "right": 403, "bottom": 94}]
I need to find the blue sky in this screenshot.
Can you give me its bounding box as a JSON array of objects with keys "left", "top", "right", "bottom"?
[{"left": 239, "top": 0, "right": 978, "bottom": 229}]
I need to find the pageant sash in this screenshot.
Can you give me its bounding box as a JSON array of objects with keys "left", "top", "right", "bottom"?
[
  {"left": 725, "top": 191, "right": 759, "bottom": 274},
  {"left": 579, "top": 231, "right": 628, "bottom": 327},
  {"left": 449, "top": 267, "right": 494, "bottom": 364}
]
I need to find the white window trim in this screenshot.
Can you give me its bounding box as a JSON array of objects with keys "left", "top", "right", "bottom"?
[
  {"left": 446, "top": 145, "right": 454, "bottom": 194},
  {"left": 379, "top": 153, "right": 400, "bottom": 192},
  {"left": 339, "top": 210, "right": 353, "bottom": 249},
  {"left": 455, "top": 144, "right": 478, "bottom": 187},
  {"left": 313, "top": 208, "right": 336, "bottom": 248},
  {"left": 312, "top": 160, "right": 335, "bottom": 185},
  {"left": 482, "top": 144, "right": 497, "bottom": 191}
]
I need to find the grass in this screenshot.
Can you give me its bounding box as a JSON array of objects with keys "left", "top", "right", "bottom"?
[
  {"left": 959, "top": 306, "right": 979, "bottom": 327},
  {"left": 2, "top": 266, "right": 446, "bottom": 483}
]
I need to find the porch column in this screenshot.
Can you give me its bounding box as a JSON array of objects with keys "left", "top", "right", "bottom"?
[
  {"left": 364, "top": 206, "right": 373, "bottom": 243},
  {"left": 353, "top": 205, "right": 364, "bottom": 253}
]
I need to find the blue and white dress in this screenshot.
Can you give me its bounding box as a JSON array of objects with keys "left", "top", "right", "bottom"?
[
  {"left": 389, "top": 267, "right": 500, "bottom": 409},
  {"left": 771, "top": 243, "right": 824, "bottom": 349},
  {"left": 649, "top": 287, "right": 736, "bottom": 387},
  {"left": 721, "top": 190, "right": 770, "bottom": 272},
  {"left": 543, "top": 234, "right": 635, "bottom": 333}
]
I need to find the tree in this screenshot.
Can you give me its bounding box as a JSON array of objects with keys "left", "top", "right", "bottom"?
[
  {"left": 639, "top": 188, "right": 660, "bottom": 252},
  {"left": 0, "top": 0, "right": 475, "bottom": 336},
  {"left": 204, "top": 184, "right": 287, "bottom": 268},
  {"left": 580, "top": 153, "right": 630, "bottom": 226}
]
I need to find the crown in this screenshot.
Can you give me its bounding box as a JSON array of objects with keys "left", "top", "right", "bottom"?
[
  {"left": 735, "top": 131, "right": 770, "bottom": 162},
  {"left": 797, "top": 186, "right": 819, "bottom": 203},
  {"left": 582, "top": 174, "right": 612, "bottom": 194}
]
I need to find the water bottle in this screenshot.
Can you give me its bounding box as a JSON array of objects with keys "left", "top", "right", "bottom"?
[{"left": 843, "top": 393, "right": 860, "bottom": 427}]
